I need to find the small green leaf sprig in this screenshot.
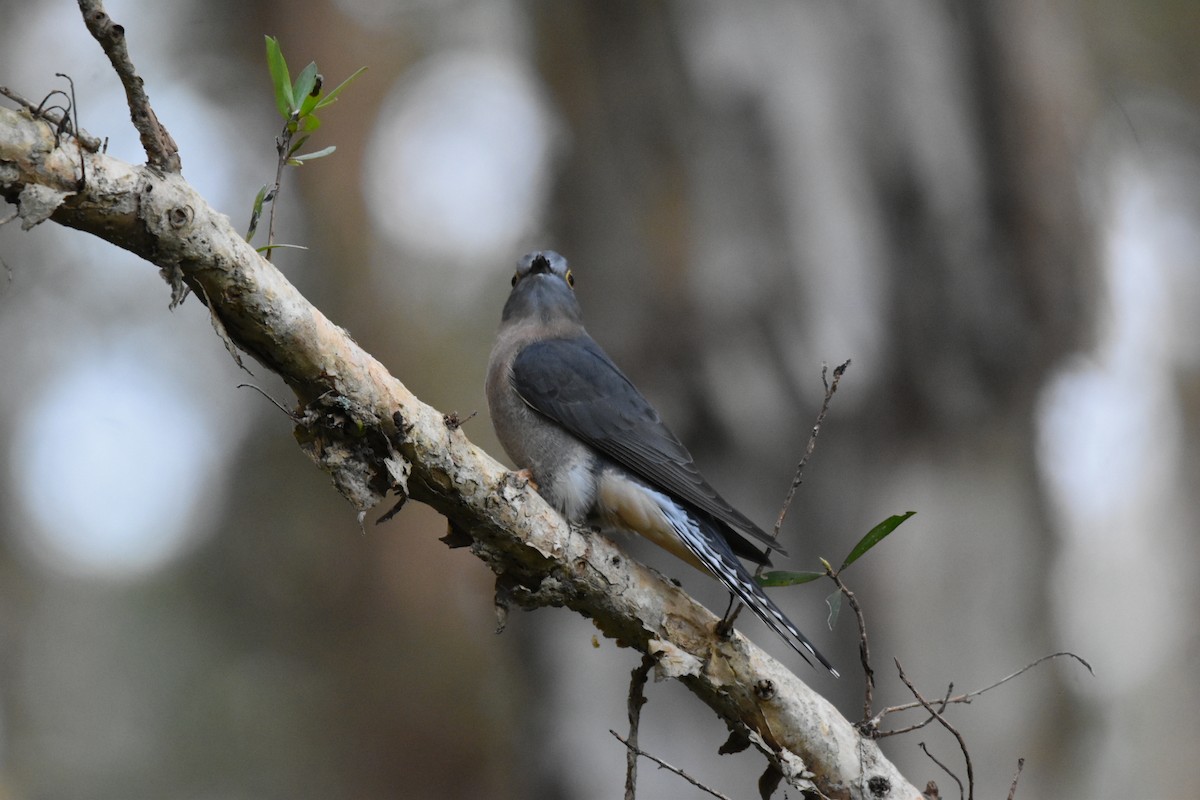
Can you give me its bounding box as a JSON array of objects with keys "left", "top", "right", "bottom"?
[{"left": 246, "top": 36, "right": 366, "bottom": 257}]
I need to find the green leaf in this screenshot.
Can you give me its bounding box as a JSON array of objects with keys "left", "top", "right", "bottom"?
[
  {"left": 298, "top": 73, "right": 324, "bottom": 117},
  {"left": 825, "top": 589, "right": 843, "bottom": 629},
  {"left": 290, "top": 145, "right": 336, "bottom": 163},
  {"left": 265, "top": 36, "right": 294, "bottom": 118},
  {"left": 756, "top": 570, "right": 824, "bottom": 587},
  {"left": 291, "top": 61, "right": 319, "bottom": 112},
  {"left": 299, "top": 114, "right": 322, "bottom": 133},
  {"left": 245, "top": 183, "right": 269, "bottom": 241},
  {"left": 314, "top": 65, "right": 367, "bottom": 109},
  {"left": 839, "top": 511, "right": 915, "bottom": 571}
]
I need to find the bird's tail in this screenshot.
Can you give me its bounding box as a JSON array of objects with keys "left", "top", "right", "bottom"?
[{"left": 665, "top": 504, "right": 838, "bottom": 676}]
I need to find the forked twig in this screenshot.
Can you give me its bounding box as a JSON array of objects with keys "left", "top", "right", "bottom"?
[
  {"left": 875, "top": 683, "right": 954, "bottom": 737},
  {"left": 868, "top": 652, "right": 1092, "bottom": 735},
  {"left": 896, "top": 659, "right": 973, "bottom": 800}
]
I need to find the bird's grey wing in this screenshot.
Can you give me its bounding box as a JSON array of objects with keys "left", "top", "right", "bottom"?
[{"left": 510, "top": 336, "right": 786, "bottom": 555}]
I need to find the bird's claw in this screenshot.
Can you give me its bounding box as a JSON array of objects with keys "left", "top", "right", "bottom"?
[{"left": 509, "top": 468, "right": 539, "bottom": 492}]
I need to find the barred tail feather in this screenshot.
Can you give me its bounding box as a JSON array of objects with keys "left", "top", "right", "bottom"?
[
  {"left": 733, "top": 560, "right": 839, "bottom": 676},
  {"left": 661, "top": 499, "right": 838, "bottom": 676}
]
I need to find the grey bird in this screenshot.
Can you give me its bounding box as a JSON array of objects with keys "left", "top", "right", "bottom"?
[{"left": 486, "top": 250, "right": 836, "bottom": 675}]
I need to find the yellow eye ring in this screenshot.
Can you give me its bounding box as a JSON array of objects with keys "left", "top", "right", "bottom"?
[{"left": 565, "top": 269, "right": 575, "bottom": 288}]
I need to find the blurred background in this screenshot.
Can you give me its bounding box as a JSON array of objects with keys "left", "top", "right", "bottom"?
[{"left": 1, "top": 0, "right": 1198, "bottom": 797}]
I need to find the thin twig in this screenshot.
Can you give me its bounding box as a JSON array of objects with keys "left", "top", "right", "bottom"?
[
  {"left": 610, "top": 731, "right": 733, "bottom": 800},
  {"left": 1, "top": 85, "right": 103, "bottom": 153},
  {"left": 876, "top": 683, "right": 954, "bottom": 737},
  {"left": 870, "top": 652, "right": 1092, "bottom": 734},
  {"left": 1006, "top": 757, "right": 1026, "bottom": 800},
  {"left": 826, "top": 568, "right": 874, "bottom": 720},
  {"left": 77, "top": 0, "right": 180, "bottom": 172},
  {"left": 52, "top": 74, "right": 86, "bottom": 190},
  {"left": 896, "top": 659, "right": 973, "bottom": 800},
  {"left": 623, "top": 653, "right": 655, "bottom": 800},
  {"left": 774, "top": 359, "right": 851, "bottom": 538},
  {"left": 919, "top": 742, "right": 964, "bottom": 800},
  {"left": 722, "top": 359, "right": 850, "bottom": 633},
  {"left": 264, "top": 118, "right": 296, "bottom": 260},
  {"left": 236, "top": 383, "right": 298, "bottom": 419}
]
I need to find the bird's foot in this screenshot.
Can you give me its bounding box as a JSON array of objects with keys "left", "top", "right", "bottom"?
[
  {"left": 715, "top": 594, "right": 741, "bottom": 641},
  {"left": 508, "top": 468, "right": 539, "bottom": 491}
]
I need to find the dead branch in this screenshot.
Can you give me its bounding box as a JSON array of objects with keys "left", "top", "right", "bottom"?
[{"left": 77, "top": 0, "right": 180, "bottom": 172}]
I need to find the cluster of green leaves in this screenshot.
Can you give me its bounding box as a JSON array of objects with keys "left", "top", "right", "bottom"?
[
  {"left": 246, "top": 36, "right": 366, "bottom": 246},
  {"left": 264, "top": 35, "right": 364, "bottom": 162},
  {"left": 757, "top": 511, "right": 915, "bottom": 627}
]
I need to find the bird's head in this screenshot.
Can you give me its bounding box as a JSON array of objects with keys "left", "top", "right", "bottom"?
[{"left": 501, "top": 250, "right": 584, "bottom": 327}]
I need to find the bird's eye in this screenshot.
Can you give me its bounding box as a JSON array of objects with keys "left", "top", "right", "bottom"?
[
  {"left": 511, "top": 272, "right": 519, "bottom": 287},
  {"left": 565, "top": 269, "right": 575, "bottom": 288}
]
